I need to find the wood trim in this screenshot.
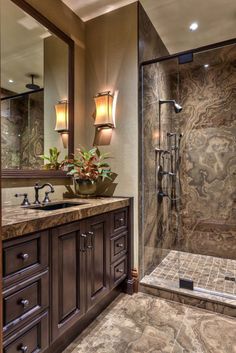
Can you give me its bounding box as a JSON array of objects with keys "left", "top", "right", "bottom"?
[
  {"left": 1, "top": 169, "right": 70, "bottom": 179},
  {"left": 2, "top": 0, "right": 75, "bottom": 179},
  {"left": 125, "top": 197, "right": 135, "bottom": 295}
]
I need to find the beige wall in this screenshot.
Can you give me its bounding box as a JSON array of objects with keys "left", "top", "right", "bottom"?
[
  {"left": 25, "top": 0, "right": 86, "bottom": 149},
  {"left": 1, "top": 0, "right": 85, "bottom": 205},
  {"left": 44, "top": 36, "right": 68, "bottom": 157},
  {"left": 85, "top": 3, "right": 139, "bottom": 267}
]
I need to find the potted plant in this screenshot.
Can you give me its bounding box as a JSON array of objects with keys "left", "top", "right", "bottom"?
[
  {"left": 61, "top": 147, "right": 112, "bottom": 196},
  {"left": 40, "top": 147, "right": 61, "bottom": 170}
]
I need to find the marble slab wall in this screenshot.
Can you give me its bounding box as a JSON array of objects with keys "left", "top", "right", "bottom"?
[
  {"left": 176, "top": 44, "right": 236, "bottom": 260},
  {"left": 140, "top": 43, "right": 236, "bottom": 277},
  {"left": 1, "top": 90, "right": 44, "bottom": 169}
]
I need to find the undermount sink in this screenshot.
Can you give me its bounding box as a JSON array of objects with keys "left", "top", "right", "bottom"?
[{"left": 25, "top": 201, "right": 88, "bottom": 211}]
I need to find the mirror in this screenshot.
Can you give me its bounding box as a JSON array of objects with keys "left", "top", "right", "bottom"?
[{"left": 0, "top": 0, "right": 74, "bottom": 177}]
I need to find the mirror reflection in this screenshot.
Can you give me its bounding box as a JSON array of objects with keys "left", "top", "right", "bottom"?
[{"left": 1, "top": 0, "right": 69, "bottom": 170}]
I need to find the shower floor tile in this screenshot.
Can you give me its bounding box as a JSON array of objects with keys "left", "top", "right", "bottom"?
[{"left": 144, "top": 251, "right": 236, "bottom": 298}]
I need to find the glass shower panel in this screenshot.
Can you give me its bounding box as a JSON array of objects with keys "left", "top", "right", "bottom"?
[{"left": 140, "top": 56, "right": 183, "bottom": 291}]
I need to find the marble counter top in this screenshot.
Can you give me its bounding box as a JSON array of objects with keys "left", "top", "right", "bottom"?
[{"left": 2, "top": 197, "right": 130, "bottom": 241}]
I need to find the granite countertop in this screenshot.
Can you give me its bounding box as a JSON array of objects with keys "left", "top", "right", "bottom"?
[{"left": 2, "top": 197, "right": 130, "bottom": 241}]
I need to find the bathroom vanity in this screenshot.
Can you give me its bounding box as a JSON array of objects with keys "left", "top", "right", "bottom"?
[{"left": 1, "top": 197, "right": 133, "bottom": 353}]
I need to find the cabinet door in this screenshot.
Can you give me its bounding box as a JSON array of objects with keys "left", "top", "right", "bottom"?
[
  {"left": 51, "top": 221, "right": 86, "bottom": 341},
  {"left": 86, "top": 214, "right": 110, "bottom": 310}
]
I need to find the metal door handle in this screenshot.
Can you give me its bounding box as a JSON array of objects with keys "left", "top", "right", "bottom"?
[
  {"left": 116, "top": 243, "right": 123, "bottom": 248},
  {"left": 20, "top": 299, "right": 30, "bottom": 308},
  {"left": 18, "top": 253, "right": 29, "bottom": 261},
  {"left": 116, "top": 268, "right": 124, "bottom": 273},
  {"left": 19, "top": 345, "right": 28, "bottom": 353}
]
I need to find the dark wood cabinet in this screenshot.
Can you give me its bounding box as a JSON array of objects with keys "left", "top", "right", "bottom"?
[
  {"left": 2, "top": 202, "right": 133, "bottom": 353},
  {"left": 51, "top": 221, "right": 85, "bottom": 342},
  {"left": 85, "top": 214, "right": 110, "bottom": 310}
]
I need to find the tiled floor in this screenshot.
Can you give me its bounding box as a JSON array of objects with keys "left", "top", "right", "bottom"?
[
  {"left": 147, "top": 250, "right": 236, "bottom": 297},
  {"left": 63, "top": 293, "right": 236, "bottom": 353}
]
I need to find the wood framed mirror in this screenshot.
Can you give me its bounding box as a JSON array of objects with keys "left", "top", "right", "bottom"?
[{"left": 1, "top": 0, "right": 74, "bottom": 179}]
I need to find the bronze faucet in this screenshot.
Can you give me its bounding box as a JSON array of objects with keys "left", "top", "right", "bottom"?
[{"left": 34, "top": 182, "right": 55, "bottom": 204}]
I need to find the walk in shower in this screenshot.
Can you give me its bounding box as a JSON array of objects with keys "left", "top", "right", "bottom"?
[{"left": 139, "top": 41, "right": 236, "bottom": 313}]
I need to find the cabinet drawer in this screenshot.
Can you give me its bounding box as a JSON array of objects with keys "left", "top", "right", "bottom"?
[
  {"left": 110, "top": 232, "right": 127, "bottom": 263},
  {"left": 3, "top": 270, "right": 49, "bottom": 335},
  {"left": 3, "top": 311, "right": 49, "bottom": 353},
  {"left": 3, "top": 232, "right": 48, "bottom": 287},
  {"left": 111, "top": 256, "right": 127, "bottom": 287},
  {"left": 111, "top": 208, "right": 128, "bottom": 235}
]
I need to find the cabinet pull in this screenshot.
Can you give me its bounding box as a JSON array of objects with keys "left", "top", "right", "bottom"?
[
  {"left": 116, "top": 268, "right": 124, "bottom": 273},
  {"left": 116, "top": 243, "right": 124, "bottom": 248},
  {"left": 80, "top": 233, "right": 87, "bottom": 252},
  {"left": 19, "top": 299, "right": 30, "bottom": 308},
  {"left": 87, "top": 245, "right": 93, "bottom": 250},
  {"left": 19, "top": 345, "right": 28, "bottom": 353},
  {"left": 18, "top": 253, "right": 29, "bottom": 261},
  {"left": 88, "top": 231, "right": 94, "bottom": 235},
  {"left": 119, "top": 218, "right": 124, "bottom": 223}
]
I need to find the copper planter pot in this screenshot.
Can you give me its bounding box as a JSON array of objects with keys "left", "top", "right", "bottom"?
[{"left": 74, "top": 179, "right": 97, "bottom": 197}]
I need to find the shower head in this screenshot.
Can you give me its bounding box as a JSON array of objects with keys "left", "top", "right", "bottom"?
[
  {"left": 159, "top": 99, "right": 182, "bottom": 114},
  {"left": 25, "top": 74, "right": 40, "bottom": 90}
]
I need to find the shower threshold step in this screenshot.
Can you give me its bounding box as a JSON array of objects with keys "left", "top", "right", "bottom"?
[{"left": 140, "top": 276, "right": 236, "bottom": 318}]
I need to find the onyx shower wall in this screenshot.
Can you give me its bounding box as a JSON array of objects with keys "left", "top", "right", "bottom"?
[{"left": 176, "top": 44, "right": 236, "bottom": 260}]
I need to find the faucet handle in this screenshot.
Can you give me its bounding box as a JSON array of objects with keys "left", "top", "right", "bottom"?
[
  {"left": 43, "top": 191, "right": 51, "bottom": 204},
  {"left": 15, "top": 193, "right": 30, "bottom": 206}
]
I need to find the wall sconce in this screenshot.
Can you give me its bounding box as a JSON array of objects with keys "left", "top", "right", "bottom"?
[
  {"left": 93, "top": 90, "right": 118, "bottom": 145},
  {"left": 55, "top": 100, "right": 68, "bottom": 148}
]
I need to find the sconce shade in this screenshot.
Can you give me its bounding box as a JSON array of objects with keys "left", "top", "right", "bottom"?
[
  {"left": 55, "top": 100, "right": 68, "bottom": 131},
  {"left": 94, "top": 92, "right": 114, "bottom": 127},
  {"left": 61, "top": 132, "right": 69, "bottom": 149}
]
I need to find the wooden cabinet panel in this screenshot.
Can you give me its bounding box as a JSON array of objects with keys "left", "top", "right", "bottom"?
[
  {"left": 86, "top": 214, "right": 109, "bottom": 310},
  {"left": 2, "top": 204, "right": 132, "bottom": 353},
  {"left": 3, "top": 311, "right": 49, "bottom": 353},
  {"left": 3, "top": 270, "right": 49, "bottom": 336},
  {"left": 3, "top": 232, "right": 48, "bottom": 288},
  {"left": 111, "top": 256, "right": 127, "bottom": 288},
  {"left": 110, "top": 232, "right": 127, "bottom": 263},
  {"left": 111, "top": 208, "right": 128, "bottom": 235},
  {"left": 51, "top": 221, "right": 85, "bottom": 342}
]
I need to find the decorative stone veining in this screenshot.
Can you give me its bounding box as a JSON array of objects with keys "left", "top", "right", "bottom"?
[
  {"left": 2, "top": 197, "right": 130, "bottom": 241},
  {"left": 63, "top": 292, "right": 236, "bottom": 353}
]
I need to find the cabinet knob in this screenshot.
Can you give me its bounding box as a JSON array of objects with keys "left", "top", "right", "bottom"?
[
  {"left": 116, "top": 243, "right": 124, "bottom": 248},
  {"left": 87, "top": 245, "right": 93, "bottom": 250},
  {"left": 18, "top": 253, "right": 29, "bottom": 261},
  {"left": 19, "top": 345, "right": 28, "bottom": 353},
  {"left": 20, "top": 299, "right": 30, "bottom": 308},
  {"left": 116, "top": 268, "right": 124, "bottom": 273},
  {"left": 119, "top": 218, "right": 124, "bottom": 223}
]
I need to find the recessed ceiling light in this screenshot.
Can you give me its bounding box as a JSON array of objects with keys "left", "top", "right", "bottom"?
[
  {"left": 8, "top": 79, "right": 14, "bottom": 83},
  {"left": 189, "top": 22, "right": 198, "bottom": 31},
  {"left": 204, "top": 64, "right": 209, "bottom": 68}
]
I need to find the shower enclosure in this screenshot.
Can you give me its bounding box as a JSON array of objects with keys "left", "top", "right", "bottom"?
[{"left": 139, "top": 40, "right": 236, "bottom": 312}]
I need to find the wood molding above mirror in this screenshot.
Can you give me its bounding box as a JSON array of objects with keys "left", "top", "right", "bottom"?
[{"left": 1, "top": 0, "right": 74, "bottom": 178}]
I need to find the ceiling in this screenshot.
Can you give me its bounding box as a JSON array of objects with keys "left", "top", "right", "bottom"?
[
  {"left": 61, "top": 0, "right": 136, "bottom": 22},
  {"left": 62, "top": 0, "right": 236, "bottom": 54},
  {"left": 1, "top": 0, "right": 48, "bottom": 94}
]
